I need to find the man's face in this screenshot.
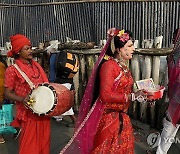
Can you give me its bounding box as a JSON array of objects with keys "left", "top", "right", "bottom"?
[{"left": 19, "top": 45, "right": 33, "bottom": 60}]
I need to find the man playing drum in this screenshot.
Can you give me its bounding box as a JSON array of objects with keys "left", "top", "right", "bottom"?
[{"left": 4, "top": 34, "right": 50, "bottom": 154}]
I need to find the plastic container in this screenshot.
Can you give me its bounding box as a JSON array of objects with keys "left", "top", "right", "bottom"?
[{"left": 144, "top": 85, "right": 165, "bottom": 100}]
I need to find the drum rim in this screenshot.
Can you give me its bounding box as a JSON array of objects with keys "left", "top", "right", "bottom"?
[{"left": 31, "top": 83, "right": 58, "bottom": 116}]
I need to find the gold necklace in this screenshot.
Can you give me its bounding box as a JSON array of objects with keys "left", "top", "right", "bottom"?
[{"left": 113, "top": 58, "right": 129, "bottom": 73}]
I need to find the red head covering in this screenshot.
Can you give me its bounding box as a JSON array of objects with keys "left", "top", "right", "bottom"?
[{"left": 7, "top": 34, "right": 31, "bottom": 57}]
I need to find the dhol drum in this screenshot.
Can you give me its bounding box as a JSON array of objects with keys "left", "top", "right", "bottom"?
[{"left": 28, "top": 83, "right": 74, "bottom": 117}]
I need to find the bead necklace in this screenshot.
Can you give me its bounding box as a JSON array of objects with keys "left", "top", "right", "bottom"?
[
  {"left": 28, "top": 63, "right": 41, "bottom": 79},
  {"left": 113, "top": 58, "right": 129, "bottom": 73}
]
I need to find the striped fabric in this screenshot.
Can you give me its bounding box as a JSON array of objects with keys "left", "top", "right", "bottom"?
[{"left": 55, "top": 51, "right": 79, "bottom": 79}]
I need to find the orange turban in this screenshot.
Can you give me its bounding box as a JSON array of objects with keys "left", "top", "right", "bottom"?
[{"left": 7, "top": 34, "right": 31, "bottom": 57}]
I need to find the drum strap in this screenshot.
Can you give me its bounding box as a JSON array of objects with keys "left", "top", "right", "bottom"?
[{"left": 13, "top": 64, "right": 35, "bottom": 89}]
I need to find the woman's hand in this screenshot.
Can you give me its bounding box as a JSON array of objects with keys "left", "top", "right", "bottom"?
[
  {"left": 135, "top": 90, "right": 147, "bottom": 103},
  {"left": 134, "top": 90, "right": 147, "bottom": 98},
  {"left": 129, "top": 90, "right": 148, "bottom": 103},
  {"left": 131, "top": 90, "right": 154, "bottom": 103}
]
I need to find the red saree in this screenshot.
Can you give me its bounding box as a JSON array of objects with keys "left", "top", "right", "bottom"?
[{"left": 92, "top": 59, "right": 134, "bottom": 154}]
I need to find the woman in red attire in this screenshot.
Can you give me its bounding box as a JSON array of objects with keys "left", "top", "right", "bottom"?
[
  {"left": 4, "top": 34, "right": 50, "bottom": 154},
  {"left": 92, "top": 29, "right": 136, "bottom": 153},
  {"left": 60, "top": 28, "right": 146, "bottom": 154}
]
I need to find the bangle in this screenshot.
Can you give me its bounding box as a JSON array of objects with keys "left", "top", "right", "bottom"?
[
  {"left": 131, "top": 92, "right": 147, "bottom": 103},
  {"left": 131, "top": 93, "right": 136, "bottom": 101}
]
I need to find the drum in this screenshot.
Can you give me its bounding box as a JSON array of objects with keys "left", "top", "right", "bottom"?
[{"left": 28, "top": 83, "right": 74, "bottom": 117}]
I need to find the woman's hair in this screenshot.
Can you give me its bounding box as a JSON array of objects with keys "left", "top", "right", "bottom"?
[{"left": 106, "top": 30, "right": 133, "bottom": 57}]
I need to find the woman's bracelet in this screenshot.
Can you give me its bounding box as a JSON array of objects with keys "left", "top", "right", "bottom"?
[
  {"left": 131, "top": 92, "right": 147, "bottom": 103},
  {"left": 131, "top": 93, "right": 136, "bottom": 101}
]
